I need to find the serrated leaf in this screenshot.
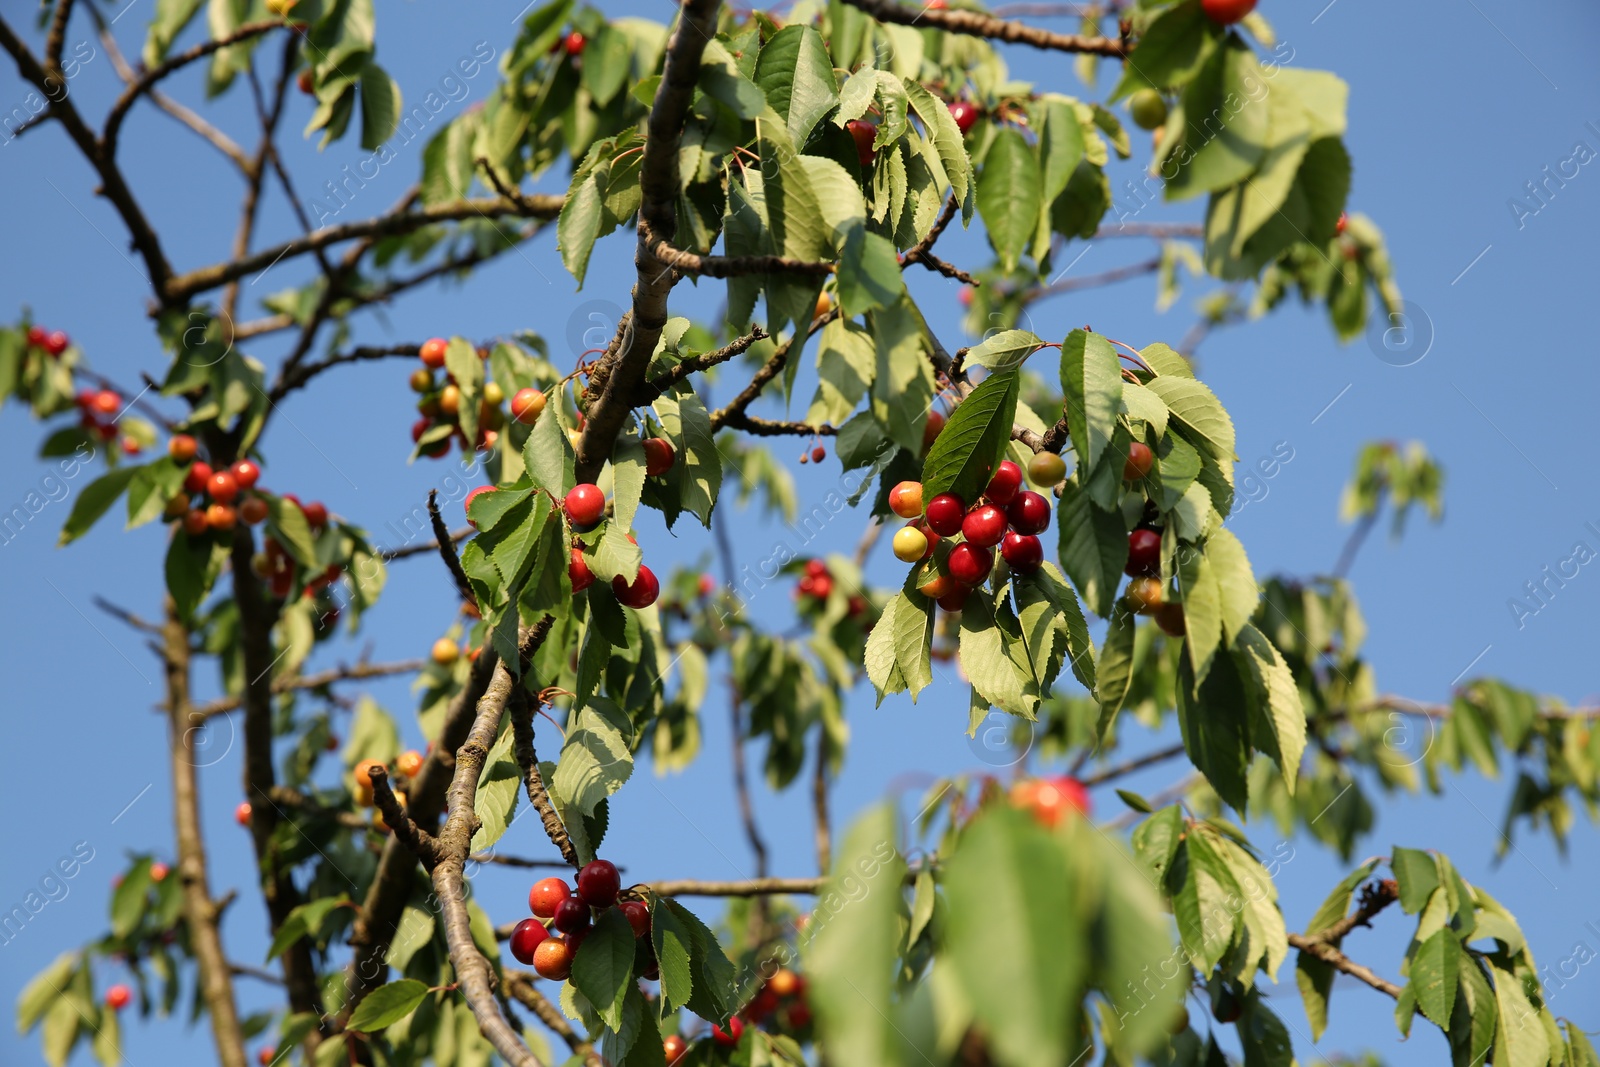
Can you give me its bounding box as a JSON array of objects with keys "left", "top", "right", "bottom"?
[
  {"left": 976, "top": 128, "right": 1040, "bottom": 272},
  {"left": 59, "top": 466, "right": 137, "bottom": 546},
  {"left": 650, "top": 899, "right": 694, "bottom": 1013},
  {"left": 1056, "top": 477, "right": 1126, "bottom": 618},
  {"left": 265, "top": 494, "right": 320, "bottom": 567},
  {"left": 865, "top": 593, "right": 907, "bottom": 703},
  {"left": 965, "top": 330, "right": 1047, "bottom": 374},
  {"left": 755, "top": 25, "right": 838, "bottom": 145},
  {"left": 893, "top": 591, "right": 934, "bottom": 701},
  {"left": 920, "top": 369, "right": 1019, "bottom": 505},
  {"left": 571, "top": 909, "right": 634, "bottom": 1031},
  {"left": 870, "top": 296, "right": 937, "bottom": 454},
  {"left": 1233, "top": 623, "right": 1305, "bottom": 792},
  {"left": 1060, "top": 328, "right": 1123, "bottom": 474},
  {"left": 1412, "top": 927, "right": 1460, "bottom": 1026},
  {"left": 959, "top": 593, "right": 1035, "bottom": 718},
  {"left": 1145, "top": 374, "right": 1236, "bottom": 463},
  {"left": 550, "top": 700, "right": 634, "bottom": 818},
  {"left": 348, "top": 979, "right": 430, "bottom": 1033},
  {"left": 1391, "top": 847, "right": 1441, "bottom": 914},
  {"left": 1172, "top": 832, "right": 1242, "bottom": 970}
]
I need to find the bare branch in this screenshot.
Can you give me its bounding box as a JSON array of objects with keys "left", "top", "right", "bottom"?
[
  {"left": 271, "top": 343, "right": 418, "bottom": 400},
  {"left": 643, "top": 227, "right": 836, "bottom": 278},
  {"left": 642, "top": 877, "right": 825, "bottom": 897},
  {"left": 103, "top": 22, "right": 283, "bottom": 158},
  {"left": 44, "top": 0, "right": 74, "bottom": 73},
  {"left": 1076, "top": 742, "right": 1187, "bottom": 787},
  {"left": 840, "top": 0, "right": 1127, "bottom": 55},
  {"left": 387, "top": 526, "right": 473, "bottom": 561},
  {"left": 368, "top": 766, "right": 443, "bottom": 869},
  {"left": 195, "top": 658, "right": 427, "bottom": 719},
  {"left": 162, "top": 601, "right": 249, "bottom": 1067},
  {"left": 639, "top": 325, "right": 768, "bottom": 402},
  {"left": 710, "top": 309, "right": 836, "bottom": 430},
  {"left": 164, "top": 197, "right": 560, "bottom": 304},
  {"left": 507, "top": 618, "right": 577, "bottom": 867},
  {"left": 1095, "top": 222, "right": 1204, "bottom": 239},
  {"left": 503, "top": 973, "right": 603, "bottom": 1067},
  {"left": 468, "top": 853, "right": 572, "bottom": 869},
  {"left": 571, "top": 0, "right": 723, "bottom": 485},
  {"left": 1021, "top": 256, "right": 1162, "bottom": 305},
  {"left": 429, "top": 490, "right": 477, "bottom": 607}
]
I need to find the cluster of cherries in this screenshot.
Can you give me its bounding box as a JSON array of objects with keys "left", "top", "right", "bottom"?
[
  {"left": 1116, "top": 443, "right": 1186, "bottom": 637},
  {"left": 793, "top": 559, "right": 868, "bottom": 619},
  {"left": 510, "top": 860, "right": 651, "bottom": 981},
  {"left": 887, "top": 457, "right": 1053, "bottom": 610},
  {"left": 409, "top": 338, "right": 550, "bottom": 460},
  {"left": 560, "top": 482, "right": 662, "bottom": 609},
  {"left": 72, "top": 385, "right": 136, "bottom": 451},
  {"left": 24, "top": 323, "right": 70, "bottom": 358},
  {"left": 844, "top": 97, "right": 980, "bottom": 171}
]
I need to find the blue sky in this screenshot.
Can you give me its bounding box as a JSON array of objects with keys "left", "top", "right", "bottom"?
[{"left": 2, "top": 1, "right": 1599, "bottom": 1064}]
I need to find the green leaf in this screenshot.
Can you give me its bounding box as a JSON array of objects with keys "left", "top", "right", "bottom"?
[
  {"left": 893, "top": 590, "right": 934, "bottom": 701},
  {"left": 1295, "top": 951, "right": 1336, "bottom": 1041},
  {"left": 804, "top": 805, "right": 907, "bottom": 1067},
  {"left": 869, "top": 296, "right": 937, "bottom": 454},
  {"left": 1411, "top": 927, "right": 1460, "bottom": 1026},
  {"left": 358, "top": 64, "right": 401, "bottom": 151},
  {"left": 126, "top": 458, "right": 186, "bottom": 530},
  {"left": 864, "top": 593, "right": 907, "bottom": 703},
  {"left": 836, "top": 223, "right": 905, "bottom": 316},
  {"left": 959, "top": 593, "right": 1035, "bottom": 718},
  {"left": 1233, "top": 623, "right": 1305, "bottom": 792},
  {"left": 348, "top": 979, "right": 430, "bottom": 1033},
  {"left": 571, "top": 909, "right": 635, "bottom": 1030},
  {"left": 582, "top": 24, "right": 633, "bottom": 108},
  {"left": 444, "top": 337, "right": 484, "bottom": 450},
  {"left": 920, "top": 369, "right": 1019, "bottom": 506},
  {"left": 1172, "top": 831, "right": 1242, "bottom": 970},
  {"left": 904, "top": 78, "right": 970, "bottom": 208},
  {"left": 964, "top": 330, "right": 1046, "bottom": 374},
  {"left": 143, "top": 0, "right": 204, "bottom": 67},
  {"left": 165, "top": 528, "right": 218, "bottom": 623},
  {"left": 943, "top": 807, "right": 1080, "bottom": 1067},
  {"left": 265, "top": 494, "right": 320, "bottom": 568},
  {"left": 1176, "top": 653, "right": 1250, "bottom": 812},
  {"left": 470, "top": 723, "right": 522, "bottom": 853},
  {"left": 17, "top": 953, "right": 75, "bottom": 1034},
  {"left": 1111, "top": 2, "right": 1219, "bottom": 100},
  {"left": 91, "top": 1001, "right": 120, "bottom": 1067},
  {"left": 1391, "top": 847, "right": 1441, "bottom": 914},
  {"left": 650, "top": 899, "right": 694, "bottom": 1014},
  {"left": 59, "top": 466, "right": 138, "bottom": 546},
  {"left": 267, "top": 896, "right": 349, "bottom": 962},
  {"left": 1093, "top": 603, "right": 1137, "bottom": 738},
  {"left": 976, "top": 129, "right": 1041, "bottom": 272},
  {"left": 1144, "top": 374, "right": 1236, "bottom": 463},
  {"left": 550, "top": 700, "right": 634, "bottom": 818},
  {"left": 1491, "top": 960, "right": 1551, "bottom": 1067},
  {"left": 523, "top": 397, "right": 575, "bottom": 494},
  {"left": 698, "top": 39, "right": 766, "bottom": 120},
  {"left": 653, "top": 383, "right": 720, "bottom": 528},
  {"left": 755, "top": 26, "right": 839, "bottom": 145},
  {"left": 1303, "top": 858, "right": 1381, "bottom": 938},
  {"left": 1055, "top": 477, "right": 1126, "bottom": 618},
  {"left": 1166, "top": 41, "right": 1269, "bottom": 199},
  {"left": 665, "top": 900, "right": 736, "bottom": 1024},
  {"left": 1451, "top": 955, "right": 1498, "bottom": 1067},
  {"left": 42, "top": 995, "right": 78, "bottom": 1067},
  {"left": 1059, "top": 328, "right": 1123, "bottom": 475}
]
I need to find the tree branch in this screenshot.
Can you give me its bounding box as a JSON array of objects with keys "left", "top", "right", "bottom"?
[
  {"left": 164, "top": 197, "right": 560, "bottom": 304},
  {"left": 503, "top": 973, "right": 602, "bottom": 1067},
  {"left": 638, "top": 325, "right": 768, "bottom": 402},
  {"left": 367, "top": 766, "right": 443, "bottom": 869},
  {"left": 103, "top": 21, "right": 283, "bottom": 159},
  {"left": 341, "top": 644, "right": 503, "bottom": 1023},
  {"left": 642, "top": 877, "right": 825, "bottom": 897},
  {"left": 429, "top": 490, "right": 477, "bottom": 607},
  {"left": 196, "top": 658, "right": 427, "bottom": 719},
  {"left": 508, "top": 650, "right": 579, "bottom": 868},
  {"left": 709, "top": 309, "right": 836, "bottom": 430},
  {"left": 643, "top": 228, "right": 836, "bottom": 278},
  {"left": 0, "top": 15, "right": 174, "bottom": 295},
  {"left": 163, "top": 600, "right": 249, "bottom": 1067},
  {"left": 839, "top": 0, "right": 1127, "bottom": 56},
  {"left": 271, "top": 344, "right": 418, "bottom": 401},
  {"left": 1020, "top": 256, "right": 1162, "bottom": 305},
  {"left": 1077, "top": 742, "right": 1187, "bottom": 787},
  {"left": 429, "top": 626, "right": 557, "bottom": 1066},
  {"left": 571, "top": 0, "right": 723, "bottom": 484}
]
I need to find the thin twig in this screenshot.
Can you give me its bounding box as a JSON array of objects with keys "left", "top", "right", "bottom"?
[
  {"left": 368, "top": 766, "right": 442, "bottom": 868},
  {"left": 429, "top": 490, "right": 477, "bottom": 606},
  {"left": 840, "top": 0, "right": 1127, "bottom": 55},
  {"left": 196, "top": 659, "right": 427, "bottom": 719}
]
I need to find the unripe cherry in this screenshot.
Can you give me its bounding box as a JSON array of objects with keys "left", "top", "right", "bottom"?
[
  {"left": 888, "top": 480, "right": 923, "bottom": 519},
  {"left": 464, "top": 485, "right": 494, "bottom": 529},
  {"left": 529, "top": 877, "right": 570, "bottom": 918},
  {"left": 239, "top": 497, "right": 269, "bottom": 526},
  {"left": 1126, "top": 576, "right": 1164, "bottom": 614},
  {"left": 511, "top": 387, "right": 546, "bottom": 425},
  {"left": 1027, "top": 451, "right": 1066, "bottom": 487},
  {"left": 533, "top": 937, "right": 574, "bottom": 981},
  {"left": 432, "top": 638, "right": 460, "bottom": 665},
  {"left": 169, "top": 435, "right": 198, "bottom": 463},
  {"left": 91, "top": 390, "right": 121, "bottom": 416},
  {"left": 206, "top": 504, "right": 237, "bottom": 531},
  {"left": 663, "top": 1035, "right": 688, "bottom": 1063},
  {"left": 892, "top": 526, "right": 929, "bottom": 563},
  {"left": 419, "top": 338, "right": 449, "bottom": 368}
]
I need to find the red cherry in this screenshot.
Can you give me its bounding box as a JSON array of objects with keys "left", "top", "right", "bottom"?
[
  {"left": 240, "top": 497, "right": 269, "bottom": 525},
  {"left": 529, "top": 877, "right": 570, "bottom": 918},
  {"left": 948, "top": 100, "right": 979, "bottom": 135},
  {"left": 207, "top": 470, "right": 240, "bottom": 503},
  {"left": 1335, "top": 212, "right": 1349, "bottom": 236},
  {"left": 464, "top": 485, "right": 494, "bottom": 528},
  {"left": 419, "top": 338, "right": 449, "bottom": 368},
  {"left": 230, "top": 459, "right": 261, "bottom": 489},
  {"left": 105, "top": 984, "right": 132, "bottom": 1011},
  {"left": 26, "top": 325, "right": 46, "bottom": 348},
  {"left": 613, "top": 565, "right": 660, "bottom": 609},
  {"left": 91, "top": 389, "right": 121, "bottom": 416},
  {"left": 809, "top": 573, "right": 835, "bottom": 599},
  {"left": 564, "top": 484, "right": 606, "bottom": 528},
  {"left": 698, "top": 574, "right": 716, "bottom": 597},
  {"left": 564, "top": 31, "right": 586, "bottom": 56},
  {"left": 922, "top": 411, "right": 946, "bottom": 452},
  {"left": 576, "top": 859, "right": 621, "bottom": 908},
  {"left": 804, "top": 559, "right": 829, "bottom": 579},
  {"left": 621, "top": 900, "right": 651, "bottom": 938},
  {"left": 1124, "top": 442, "right": 1155, "bottom": 482},
  {"left": 410, "top": 417, "right": 432, "bottom": 445},
  {"left": 1200, "top": 0, "right": 1256, "bottom": 24},
  {"left": 984, "top": 460, "right": 1022, "bottom": 505},
  {"left": 811, "top": 445, "right": 827, "bottom": 463},
  {"left": 712, "top": 1016, "right": 745, "bottom": 1047},
  {"left": 936, "top": 587, "right": 969, "bottom": 612},
  {"left": 847, "top": 119, "right": 877, "bottom": 169},
  {"left": 258, "top": 1047, "right": 276, "bottom": 1066},
  {"left": 509, "top": 918, "right": 550, "bottom": 965},
  {"left": 553, "top": 895, "right": 591, "bottom": 934},
  {"left": 43, "top": 330, "right": 70, "bottom": 356},
  {"left": 925, "top": 493, "right": 966, "bottom": 537},
  {"left": 1125, "top": 528, "right": 1161, "bottom": 576},
  {"left": 664, "top": 1035, "right": 688, "bottom": 1063},
  {"left": 947, "top": 542, "right": 993, "bottom": 586},
  {"left": 183, "top": 461, "right": 213, "bottom": 495},
  {"left": 1000, "top": 532, "right": 1044, "bottom": 574},
  {"left": 643, "top": 437, "right": 676, "bottom": 476},
  {"left": 961, "top": 504, "right": 1008, "bottom": 548},
  {"left": 1007, "top": 491, "right": 1050, "bottom": 535},
  {"left": 301, "top": 501, "right": 329, "bottom": 528},
  {"left": 569, "top": 548, "right": 595, "bottom": 592}
]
